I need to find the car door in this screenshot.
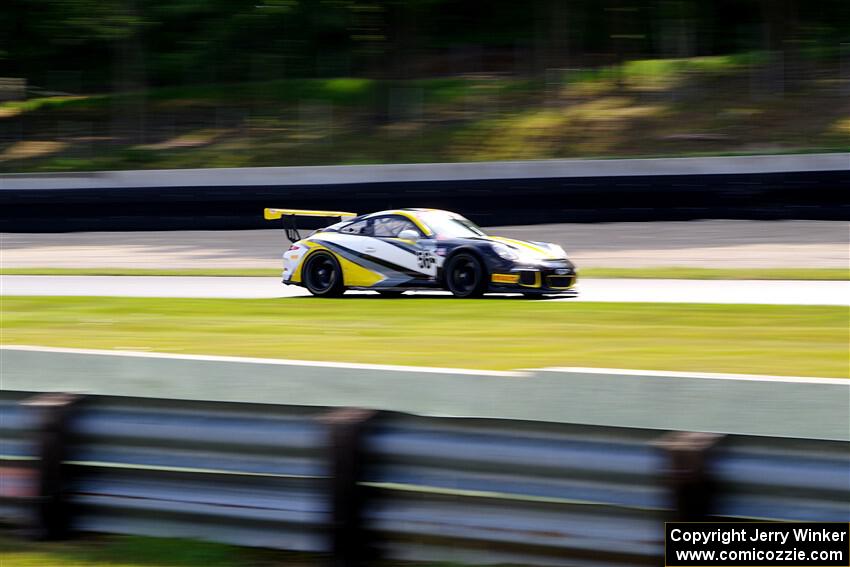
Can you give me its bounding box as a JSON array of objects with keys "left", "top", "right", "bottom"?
[{"left": 354, "top": 215, "right": 437, "bottom": 282}]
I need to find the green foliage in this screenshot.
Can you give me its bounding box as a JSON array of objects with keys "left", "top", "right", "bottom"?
[
  {"left": 0, "top": 534, "right": 314, "bottom": 567},
  {"left": 3, "top": 0, "right": 849, "bottom": 91},
  {"left": 3, "top": 64, "right": 849, "bottom": 172},
  {"left": 1, "top": 532, "right": 486, "bottom": 566},
  {"left": 2, "top": 2, "right": 848, "bottom": 171}
]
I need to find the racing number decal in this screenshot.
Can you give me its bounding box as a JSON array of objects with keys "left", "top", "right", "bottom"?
[{"left": 417, "top": 251, "right": 436, "bottom": 270}]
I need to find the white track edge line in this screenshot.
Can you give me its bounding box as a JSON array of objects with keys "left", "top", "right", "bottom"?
[
  {"left": 3, "top": 345, "right": 845, "bottom": 384},
  {"left": 0, "top": 345, "right": 527, "bottom": 378}
]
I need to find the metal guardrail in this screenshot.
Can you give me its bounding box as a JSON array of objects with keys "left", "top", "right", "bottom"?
[
  {"left": 0, "top": 390, "right": 36, "bottom": 526},
  {"left": 713, "top": 435, "right": 850, "bottom": 522},
  {"left": 0, "top": 391, "right": 332, "bottom": 549},
  {"left": 363, "top": 415, "right": 668, "bottom": 566},
  {"left": 68, "top": 396, "right": 330, "bottom": 552},
  {"left": 1, "top": 390, "right": 848, "bottom": 566}
]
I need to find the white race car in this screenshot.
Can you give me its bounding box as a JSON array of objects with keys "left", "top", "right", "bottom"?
[{"left": 265, "top": 207, "right": 577, "bottom": 297}]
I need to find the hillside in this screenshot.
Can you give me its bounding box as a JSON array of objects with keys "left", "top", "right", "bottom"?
[{"left": 2, "top": 55, "right": 848, "bottom": 173}]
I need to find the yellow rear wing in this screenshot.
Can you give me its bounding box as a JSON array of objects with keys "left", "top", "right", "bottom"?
[
  {"left": 264, "top": 208, "right": 357, "bottom": 220},
  {"left": 264, "top": 208, "right": 358, "bottom": 242}
]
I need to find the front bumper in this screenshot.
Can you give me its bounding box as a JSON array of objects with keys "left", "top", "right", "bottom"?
[{"left": 488, "top": 261, "right": 578, "bottom": 294}]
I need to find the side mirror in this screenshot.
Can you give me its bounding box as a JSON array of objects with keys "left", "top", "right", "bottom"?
[{"left": 398, "top": 229, "right": 420, "bottom": 241}]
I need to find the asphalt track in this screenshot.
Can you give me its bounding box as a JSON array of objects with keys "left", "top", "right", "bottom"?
[
  {"left": 2, "top": 275, "right": 847, "bottom": 305},
  {"left": 2, "top": 220, "right": 847, "bottom": 269}
]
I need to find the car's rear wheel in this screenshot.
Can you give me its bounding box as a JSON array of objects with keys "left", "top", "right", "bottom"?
[
  {"left": 303, "top": 251, "right": 345, "bottom": 297},
  {"left": 445, "top": 252, "right": 487, "bottom": 298}
]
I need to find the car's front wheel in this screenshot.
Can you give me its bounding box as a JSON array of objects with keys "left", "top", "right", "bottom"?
[
  {"left": 303, "top": 251, "right": 345, "bottom": 297},
  {"left": 445, "top": 252, "right": 487, "bottom": 298}
]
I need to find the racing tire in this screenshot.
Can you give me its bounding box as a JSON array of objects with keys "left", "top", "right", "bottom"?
[
  {"left": 303, "top": 251, "right": 345, "bottom": 297},
  {"left": 445, "top": 252, "right": 487, "bottom": 298},
  {"left": 377, "top": 290, "right": 406, "bottom": 298}
]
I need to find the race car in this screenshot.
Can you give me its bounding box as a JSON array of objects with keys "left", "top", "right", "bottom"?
[{"left": 264, "top": 207, "right": 577, "bottom": 297}]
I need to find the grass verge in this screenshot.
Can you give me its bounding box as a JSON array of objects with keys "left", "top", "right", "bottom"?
[
  {"left": 2, "top": 267, "right": 848, "bottom": 280},
  {"left": 0, "top": 532, "right": 475, "bottom": 567},
  {"left": 0, "top": 533, "right": 320, "bottom": 567},
  {"left": 2, "top": 296, "right": 846, "bottom": 377}
]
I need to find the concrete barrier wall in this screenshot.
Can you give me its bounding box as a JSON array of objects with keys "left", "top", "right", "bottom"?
[
  {"left": 3, "top": 153, "right": 848, "bottom": 190},
  {"left": 2, "top": 154, "right": 848, "bottom": 231},
  {"left": 2, "top": 346, "right": 846, "bottom": 441}
]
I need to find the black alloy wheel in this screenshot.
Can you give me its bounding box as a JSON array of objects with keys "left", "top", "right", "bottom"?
[
  {"left": 303, "top": 251, "right": 345, "bottom": 297},
  {"left": 445, "top": 252, "right": 486, "bottom": 298}
]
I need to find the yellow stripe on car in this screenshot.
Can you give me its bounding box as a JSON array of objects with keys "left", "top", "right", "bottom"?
[
  {"left": 518, "top": 271, "right": 542, "bottom": 288},
  {"left": 489, "top": 236, "right": 549, "bottom": 256},
  {"left": 338, "top": 255, "right": 385, "bottom": 286},
  {"left": 291, "top": 241, "right": 327, "bottom": 283},
  {"left": 546, "top": 275, "right": 576, "bottom": 289},
  {"left": 296, "top": 244, "right": 384, "bottom": 287},
  {"left": 393, "top": 210, "right": 434, "bottom": 236}
]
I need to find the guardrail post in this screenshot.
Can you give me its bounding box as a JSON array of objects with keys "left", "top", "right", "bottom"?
[
  {"left": 321, "top": 408, "right": 380, "bottom": 567},
  {"left": 22, "top": 392, "right": 85, "bottom": 540},
  {"left": 655, "top": 431, "right": 725, "bottom": 521}
]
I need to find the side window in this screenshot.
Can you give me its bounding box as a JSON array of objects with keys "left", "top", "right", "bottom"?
[
  {"left": 372, "top": 216, "right": 420, "bottom": 238},
  {"left": 340, "top": 219, "right": 371, "bottom": 235}
]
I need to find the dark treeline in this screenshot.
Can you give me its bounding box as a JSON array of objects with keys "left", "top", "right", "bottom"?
[{"left": 2, "top": 0, "right": 849, "bottom": 92}]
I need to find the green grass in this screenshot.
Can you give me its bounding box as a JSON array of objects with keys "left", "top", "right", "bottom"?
[
  {"left": 2, "top": 267, "right": 847, "bottom": 280},
  {"left": 2, "top": 296, "right": 846, "bottom": 377},
  {"left": 0, "top": 533, "right": 320, "bottom": 566},
  {"left": 0, "top": 532, "right": 476, "bottom": 567}
]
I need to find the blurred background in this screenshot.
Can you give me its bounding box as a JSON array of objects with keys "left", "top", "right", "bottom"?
[{"left": 1, "top": 0, "right": 849, "bottom": 172}]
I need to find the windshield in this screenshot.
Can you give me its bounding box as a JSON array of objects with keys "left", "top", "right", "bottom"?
[{"left": 420, "top": 212, "right": 487, "bottom": 239}]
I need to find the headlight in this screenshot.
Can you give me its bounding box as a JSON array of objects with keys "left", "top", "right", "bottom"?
[{"left": 491, "top": 242, "right": 519, "bottom": 261}]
